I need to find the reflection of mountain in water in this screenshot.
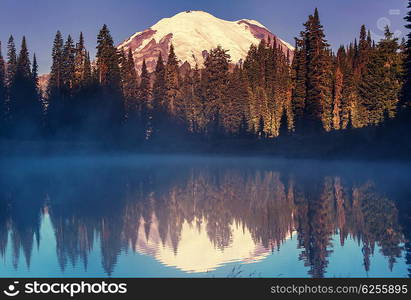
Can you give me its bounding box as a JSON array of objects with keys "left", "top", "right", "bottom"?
[
  {"left": 0, "top": 158, "right": 409, "bottom": 277},
  {"left": 135, "top": 215, "right": 277, "bottom": 272}
]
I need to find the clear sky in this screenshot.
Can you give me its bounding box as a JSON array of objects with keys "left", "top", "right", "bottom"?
[{"left": 0, "top": 0, "right": 409, "bottom": 74}]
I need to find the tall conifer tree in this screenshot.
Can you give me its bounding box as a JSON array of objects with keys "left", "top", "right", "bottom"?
[
  {"left": 201, "top": 46, "right": 230, "bottom": 135},
  {"left": 139, "top": 59, "right": 151, "bottom": 136},
  {"left": 0, "top": 42, "right": 6, "bottom": 132},
  {"left": 9, "top": 37, "right": 42, "bottom": 136},
  {"left": 359, "top": 26, "right": 402, "bottom": 125},
  {"left": 402, "top": 0, "right": 411, "bottom": 107},
  {"left": 152, "top": 52, "right": 166, "bottom": 137},
  {"left": 304, "top": 8, "right": 330, "bottom": 132},
  {"left": 96, "top": 24, "right": 124, "bottom": 131},
  {"left": 6, "top": 36, "right": 17, "bottom": 87},
  {"left": 62, "top": 35, "right": 75, "bottom": 96},
  {"left": 333, "top": 55, "right": 343, "bottom": 130},
  {"left": 96, "top": 25, "right": 121, "bottom": 91},
  {"left": 73, "top": 32, "right": 87, "bottom": 90},
  {"left": 139, "top": 59, "right": 151, "bottom": 108},
  {"left": 48, "top": 31, "right": 64, "bottom": 94},
  {"left": 291, "top": 37, "right": 307, "bottom": 131},
  {"left": 164, "top": 44, "right": 180, "bottom": 116},
  {"left": 31, "top": 54, "right": 40, "bottom": 102},
  {"left": 46, "top": 31, "right": 65, "bottom": 134},
  {"left": 121, "top": 49, "right": 138, "bottom": 114},
  {"left": 120, "top": 49, "right": 143, "bottom": 141}
]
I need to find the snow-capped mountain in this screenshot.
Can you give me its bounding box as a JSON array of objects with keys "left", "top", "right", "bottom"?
[{"left": 118, "top": 10, "right": 294, "bottom": 73}]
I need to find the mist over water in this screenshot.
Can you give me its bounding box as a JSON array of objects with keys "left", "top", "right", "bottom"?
[{"left": 0, "top": 155, "right": 410, "bottom": 278}]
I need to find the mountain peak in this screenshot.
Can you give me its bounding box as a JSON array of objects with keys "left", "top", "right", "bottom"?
[{"left": 118, "top": 11, "right": 293, "bottom": 73}]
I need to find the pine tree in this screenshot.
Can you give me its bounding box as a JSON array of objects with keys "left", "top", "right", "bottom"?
[
  {"left": 256, "top": 39, "right": 268, "bottom": 88},
  {"left": 59, "top": 35, "right": 76, "bottom": 131},
  {"left": 321, "top": 50, "right": 334, "bottom": 132},
  {"left": 349, "top": 25, "right": 374, "bottom": 128},
  {"left": 402, "top": 0, "right": 411, "bottom": 107},
  {"left": 304, "top": 8, "right": 330, "bottom": 132},
  {"left": 164, "top": 43, "right": 180, "bottom": 116},
  {"left": 267, "top": 41, "right": 279, "bottom": 136},
  {"left": 378, "top": 27, "right": 403, "bottom": 119},
  {"left": 340, "top": 44, "right": 361, "bottom": 129},
  {"left": 0, "top": 42, "right": 6, "bottom": 133},
  {"left": 220, "top": 65, "right": 248, "bottom": 134},
  {"left": 6, "top": 35, "right": 17, "bottom": 87},
  {"left": 121, "top": 49, "right": 138, "bottom": 114},
  {"left": 191, "top": 64, "right": 204, "bottom": 133},
  {"left": 61, "top": 35, "right": 75, "bottom": 95},
  {"left": 341, "top": 68, "right": 355, "bottom": 129},
  {"left": 31, "top": 53, "right": 42, "bottom": 129},
  {"left": 139, "top": 59, "right": 151, "bottom": 107},
  {"left": 96, "top": 25, "right": 121, "bottom": 91},
  {"left": 47, "top": 33, "right": 77, "bottom": 134},
  {"left": 48, "top": 31, "right": 64, "bottom": 94},
  {"left": 249, "top": 86, "right": 269, "bottom": 136},
  {"left": 16, "top": 37, "right": 32, "bottom": 79},
  {"left": 73, "top": 32, "right": 87, "bottom": 90},
  {"left": 243, "top": 44, "right": 260, "bottom": 90},
  {"left": 152, "top": 52, "right": 166, "bottom": 137},
  {"left": 31, "top": 54, "right": 39, "bottom": 94},
  {"left": 359, "top": 26, "right": 402, "bottom": 125},
  {"left": 152, "top": 53, "right": 165, "bottom": 105},
  {"left": 175, "top": 74, "right": 194, "bottom": 130},
  {"left": 180, "top": 69, "right": 194, "bottom": 132},
  {"left": 332, "top": 58, "right": 343, "bottom": 130},
  {"left": 180, "top": 64, "right": 204, "bottom": 133},
  {"left": 244, "top": 43, "right": 262, "bottom": 134},
  {"left": 201, "top": 46, "right": 230, "bottom": 136},
  {"left": 83, "top": 51, "right": 92, "bottom": 84},
  {"left": 9, "top": 37, "right": 42, "bottom": 136},
  {"left": 69, "top": 34, "right": 90, "bottom": 133},
  {"left": 120, "top": 48, "right": 143, "bottom": 142},
  {"left": 245, "top": 40, "right": 275, "bottom": 136},
  {"left": 265, "top": 39, "right": 276, "bottom": 90},
  {"left": 273, "top": 43, "right": 293, "bottom": 136},
  {"left": 75, "top": 50, "right": 96, "bottom": 135},
  {"left": 234, "top": 67, "right": 250, "bottom": 135},
  {"left": 119, "top": 50, "right": 127, "bottom": 98},
  {"left": 95, "top": 24, "right": 124, "bottom": 131},
  {"left": 243, "top": 39, "right": 293, "bottom": 137},
  {"left": 291, "top": 36, "right": 307, "bottom": 130},
  {"left": 139, "top": 59, "right": 151, "bottom": 136},
  {"left": 45, "top": 31, "right": 64, "bottom": 134},
  {"left": 357, "top": 25, "right": 372, "bottom": 74}
]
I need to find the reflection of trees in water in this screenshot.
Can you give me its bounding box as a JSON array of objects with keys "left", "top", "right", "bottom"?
[
  {"left": 354, "top": 182, "right": 403, "bottom": 271},
  {"left": 296, "top": 176, "right": 334, "bottom": 278},
  {"left": 295, "top": 177, "right": 405, "bottom": 277},
  {"left": 0, "top": 174, "right": 42, "bottom": 269},
  {"left": 0, "top": 164, "right": 408, "bottom": 277}
]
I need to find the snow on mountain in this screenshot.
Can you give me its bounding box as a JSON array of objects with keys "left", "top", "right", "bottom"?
[
  {"left": 239, "top": 18, "right": 268, "bottom": 30},
  {"left": 118, "top": 10, "right": 294, "bottom": 73}
]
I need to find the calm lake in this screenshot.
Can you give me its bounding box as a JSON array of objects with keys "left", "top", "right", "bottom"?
[{"left": 0, "top": 155, "right": 410, "bottom": 278}]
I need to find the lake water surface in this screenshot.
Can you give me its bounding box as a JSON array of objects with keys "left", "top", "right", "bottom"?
[{"left": 0, "top": 155, "right": 410, "bottom": 278}]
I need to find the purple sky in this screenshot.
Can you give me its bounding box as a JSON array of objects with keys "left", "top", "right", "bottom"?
[{"left": 0, "top": 0, "right": 408, "bottom": 74}]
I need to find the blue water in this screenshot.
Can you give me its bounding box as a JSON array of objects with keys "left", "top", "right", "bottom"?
[{"left": 0, "top": 155, "right": 410, "bottom": 278}]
